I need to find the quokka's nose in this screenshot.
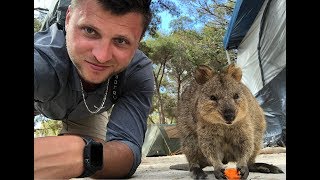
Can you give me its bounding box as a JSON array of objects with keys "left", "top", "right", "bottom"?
[{"left": 223, "top": 109, "right": 235, "bottom": 122}]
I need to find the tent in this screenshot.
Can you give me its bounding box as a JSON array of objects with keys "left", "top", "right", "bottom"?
[
  {"left": 142, "top": 124, "right": 181, "bottom": 157},
  {"left": 223, "top": 0, "right": 286, "bottom": 147}
]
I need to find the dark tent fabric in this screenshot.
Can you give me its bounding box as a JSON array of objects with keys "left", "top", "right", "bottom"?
[
  {"left": 223, "top": 0, "right": 266, "bottom": 50},
  {"left": 256, "top": 67, "right": 286, "bottom": 146}
]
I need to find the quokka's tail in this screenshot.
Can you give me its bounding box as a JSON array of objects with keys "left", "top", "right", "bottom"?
[
  {"left": 169, "top": 163, "right": 189, "bottom": 171},
  {"left": 249, "top": 162, "right": 284, "bottom": 173}
]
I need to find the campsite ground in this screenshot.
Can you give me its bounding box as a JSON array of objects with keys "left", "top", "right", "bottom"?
[
  {"left": 75, "top": 147, "right": 286, "bottom": 180},
  {"left": 132, "top": 148, "right": 286, "bottom": 179}
]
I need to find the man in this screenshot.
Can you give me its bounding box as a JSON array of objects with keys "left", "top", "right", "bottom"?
[{"left": 34, "top": 0, "right": 154, "bottom": 179}]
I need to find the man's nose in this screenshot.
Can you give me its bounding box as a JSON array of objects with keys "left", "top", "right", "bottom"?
[{"left": 92, "top": 41, "right": 112, "bottom": 63}]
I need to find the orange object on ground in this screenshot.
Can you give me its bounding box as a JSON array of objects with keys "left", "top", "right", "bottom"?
[{"left": 224, "top": 168, "right": 240, "bottom": 180}]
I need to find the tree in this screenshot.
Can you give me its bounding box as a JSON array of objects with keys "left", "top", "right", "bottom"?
[
  {"left": 198, "top": 24, "right": 230, "bottom": 70},
  {"left": 178, "top": 0, "right": 236, "bottom": 27},
  {"left": 167, "top": 30, "right": 200, "bottom": 104},
  {"left": 173, "top": 0, "right": 237, "bottom": 68},
  {"left": 146, "top": 35, "right": 176, "bottom": 124},
  {"left": 169, "top": 16, "right": 195, "bottom": 32},
  {"left": 148, "top": 0, "right": 181, "bottom": 37}
]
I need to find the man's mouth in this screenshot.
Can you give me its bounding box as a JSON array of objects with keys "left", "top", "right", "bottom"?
[{"left": 86, "top": 61, "right": 108, "bottom": 71}]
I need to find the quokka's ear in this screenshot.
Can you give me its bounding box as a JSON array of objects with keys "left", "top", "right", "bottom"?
[
  {"left": 194, "top": 65, "right": 215, "bottom": 85},
  {"left": 224, "top": 63, "right": 242, "bottom": 82}
]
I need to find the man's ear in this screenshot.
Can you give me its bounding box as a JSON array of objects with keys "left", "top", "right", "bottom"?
[{"left": 65, "top": 5, "right": 72, "bottom": 29}]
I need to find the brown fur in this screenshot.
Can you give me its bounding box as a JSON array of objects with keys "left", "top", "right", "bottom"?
[{"left": 175, "top": 63, "right": 282, "bottom": 179}]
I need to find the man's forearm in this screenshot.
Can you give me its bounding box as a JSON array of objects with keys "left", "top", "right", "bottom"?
[
  {"left": 34, "top": 135, "right": 85, "bottom": 179},
  {"left": 34, "top": 135, "right": 134, "bottom": 179},
  {"left": 92, "top": 141, "right": 134, "bottom": 178}
]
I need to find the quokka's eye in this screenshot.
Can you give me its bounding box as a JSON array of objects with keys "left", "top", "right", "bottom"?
[
  {"left": 210, "top": 95, "right": 218, "bottom": 101},
  {"left": 233, "top": 93, "right": 239, "bottom": 100}
]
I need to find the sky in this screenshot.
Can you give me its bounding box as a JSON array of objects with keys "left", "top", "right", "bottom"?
[{"left": 159, "top": 11, "right": 175, "bottom": 34}]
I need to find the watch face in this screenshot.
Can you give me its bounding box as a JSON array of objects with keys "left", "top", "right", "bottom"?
[{"left": 91, "top": 143, "right": 103, "bottom": 167}]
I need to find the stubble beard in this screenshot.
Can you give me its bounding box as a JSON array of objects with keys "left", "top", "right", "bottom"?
[{"left": 73, "top": 59, "right": 113, "bottom": 84}]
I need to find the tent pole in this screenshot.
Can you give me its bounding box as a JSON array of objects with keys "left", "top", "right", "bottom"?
[{"left": 225, "top": 50, "right": 231, "bottom": 64}]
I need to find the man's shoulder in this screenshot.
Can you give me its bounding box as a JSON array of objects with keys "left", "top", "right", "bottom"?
[
  {"left": 120, "top": 49, "right": 154, "bottom": 92},
  {"left": 128, "top": 49, "right": 152, "bottom": 71},
  {"left": 133, "top": 49, "right": 151, "bottom": 61},
  {"left": 34, "top": 23, "right": 73, "bottom": 102},
  {"left": 34, "top": 23, "right": 66, "bottom": 47},
  {"left": 34, "top": 23, "right": 71, "bottom": 76},
  {"left": 124, "top": 49, "right": 153, "bottom": 82}
]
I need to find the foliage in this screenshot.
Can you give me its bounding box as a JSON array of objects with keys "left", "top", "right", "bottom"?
[
  {"left": 34, "top": 118, "right": 62, "bottom": 137},
  {"left": 197, "top": 24, "right": 229, "bottom": 70},
  {"left": 161, "top": 93, "right": 178, "bottom": 123},
  {"left": 169, "top": 16, "right": 195, "bottom": 31},
  {"left": 34, "top": 18, "right": 42, "bottom": 33}
]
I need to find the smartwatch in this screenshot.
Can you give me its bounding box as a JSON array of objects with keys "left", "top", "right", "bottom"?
[{"left": 77, "top": 136, "right": 103, "bottom": 178}]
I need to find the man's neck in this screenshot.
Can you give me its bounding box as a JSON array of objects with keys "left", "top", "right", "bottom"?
[{"left": 81, "top": 79, "right": 99, "bottom": 92}]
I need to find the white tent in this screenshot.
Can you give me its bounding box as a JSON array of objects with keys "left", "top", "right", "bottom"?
[{"left": 223, "top": 0, "right": 286, "bottom": 147}]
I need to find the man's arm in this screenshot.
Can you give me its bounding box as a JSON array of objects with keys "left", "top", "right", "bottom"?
[
  {"left": 34, "top": 135, "right": 84, "bottom": 179},
  {"left": 93, "top": 139, "right": 134, "bottom": 178},
  {"left": 105, "top": 50, "right": 155, "bottom": 177},
  {"left": 34, "top": 135, "right": 134, "bottom": 179}
]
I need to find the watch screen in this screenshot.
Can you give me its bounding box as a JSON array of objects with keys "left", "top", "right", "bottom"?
[{"left": 91, "top": 143, "right": 103, "bottom": 167}]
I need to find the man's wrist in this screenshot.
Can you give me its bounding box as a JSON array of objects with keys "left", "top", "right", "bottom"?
[{"left": 77, "top": 136, "right": 103, "bottom": 178}]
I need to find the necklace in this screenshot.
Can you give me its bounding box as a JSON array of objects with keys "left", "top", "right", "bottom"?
[{"left": 79, "top": 78, "right": 110, "bottom": 114}]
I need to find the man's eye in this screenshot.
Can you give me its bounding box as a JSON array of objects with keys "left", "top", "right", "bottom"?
[
  {"left": 83, "top": 27, "right": 96, "bottom": 36},
  {"left": 114, "top": 38, "right": 129, "bottom": 45}
]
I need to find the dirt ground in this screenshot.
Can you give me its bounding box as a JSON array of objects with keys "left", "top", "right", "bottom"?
[
  {"left": 132, "top": 147, "right": 286, "bottom": 180},
  {"left": 76, "top": 147, "right": 286, "bottom": 179}
]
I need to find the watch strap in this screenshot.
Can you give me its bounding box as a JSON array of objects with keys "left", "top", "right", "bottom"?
[{"left": 77, "top": 136, "right": 102, "bottom": 178}]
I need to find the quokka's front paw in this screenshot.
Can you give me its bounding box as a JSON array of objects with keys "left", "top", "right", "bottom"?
[
  {"left": 237, "top": 166, "right": 249, "bottom": 179},
  {"left": 190, "top": 167, "right": 208, "bottom": 179},
  {"left": 213, "top": 168, "right": 226, "bottom": 179}
]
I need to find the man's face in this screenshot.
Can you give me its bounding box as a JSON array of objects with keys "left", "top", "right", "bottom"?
[{"left": 65, "top": 0, "right": 143, "bottom": 84}]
